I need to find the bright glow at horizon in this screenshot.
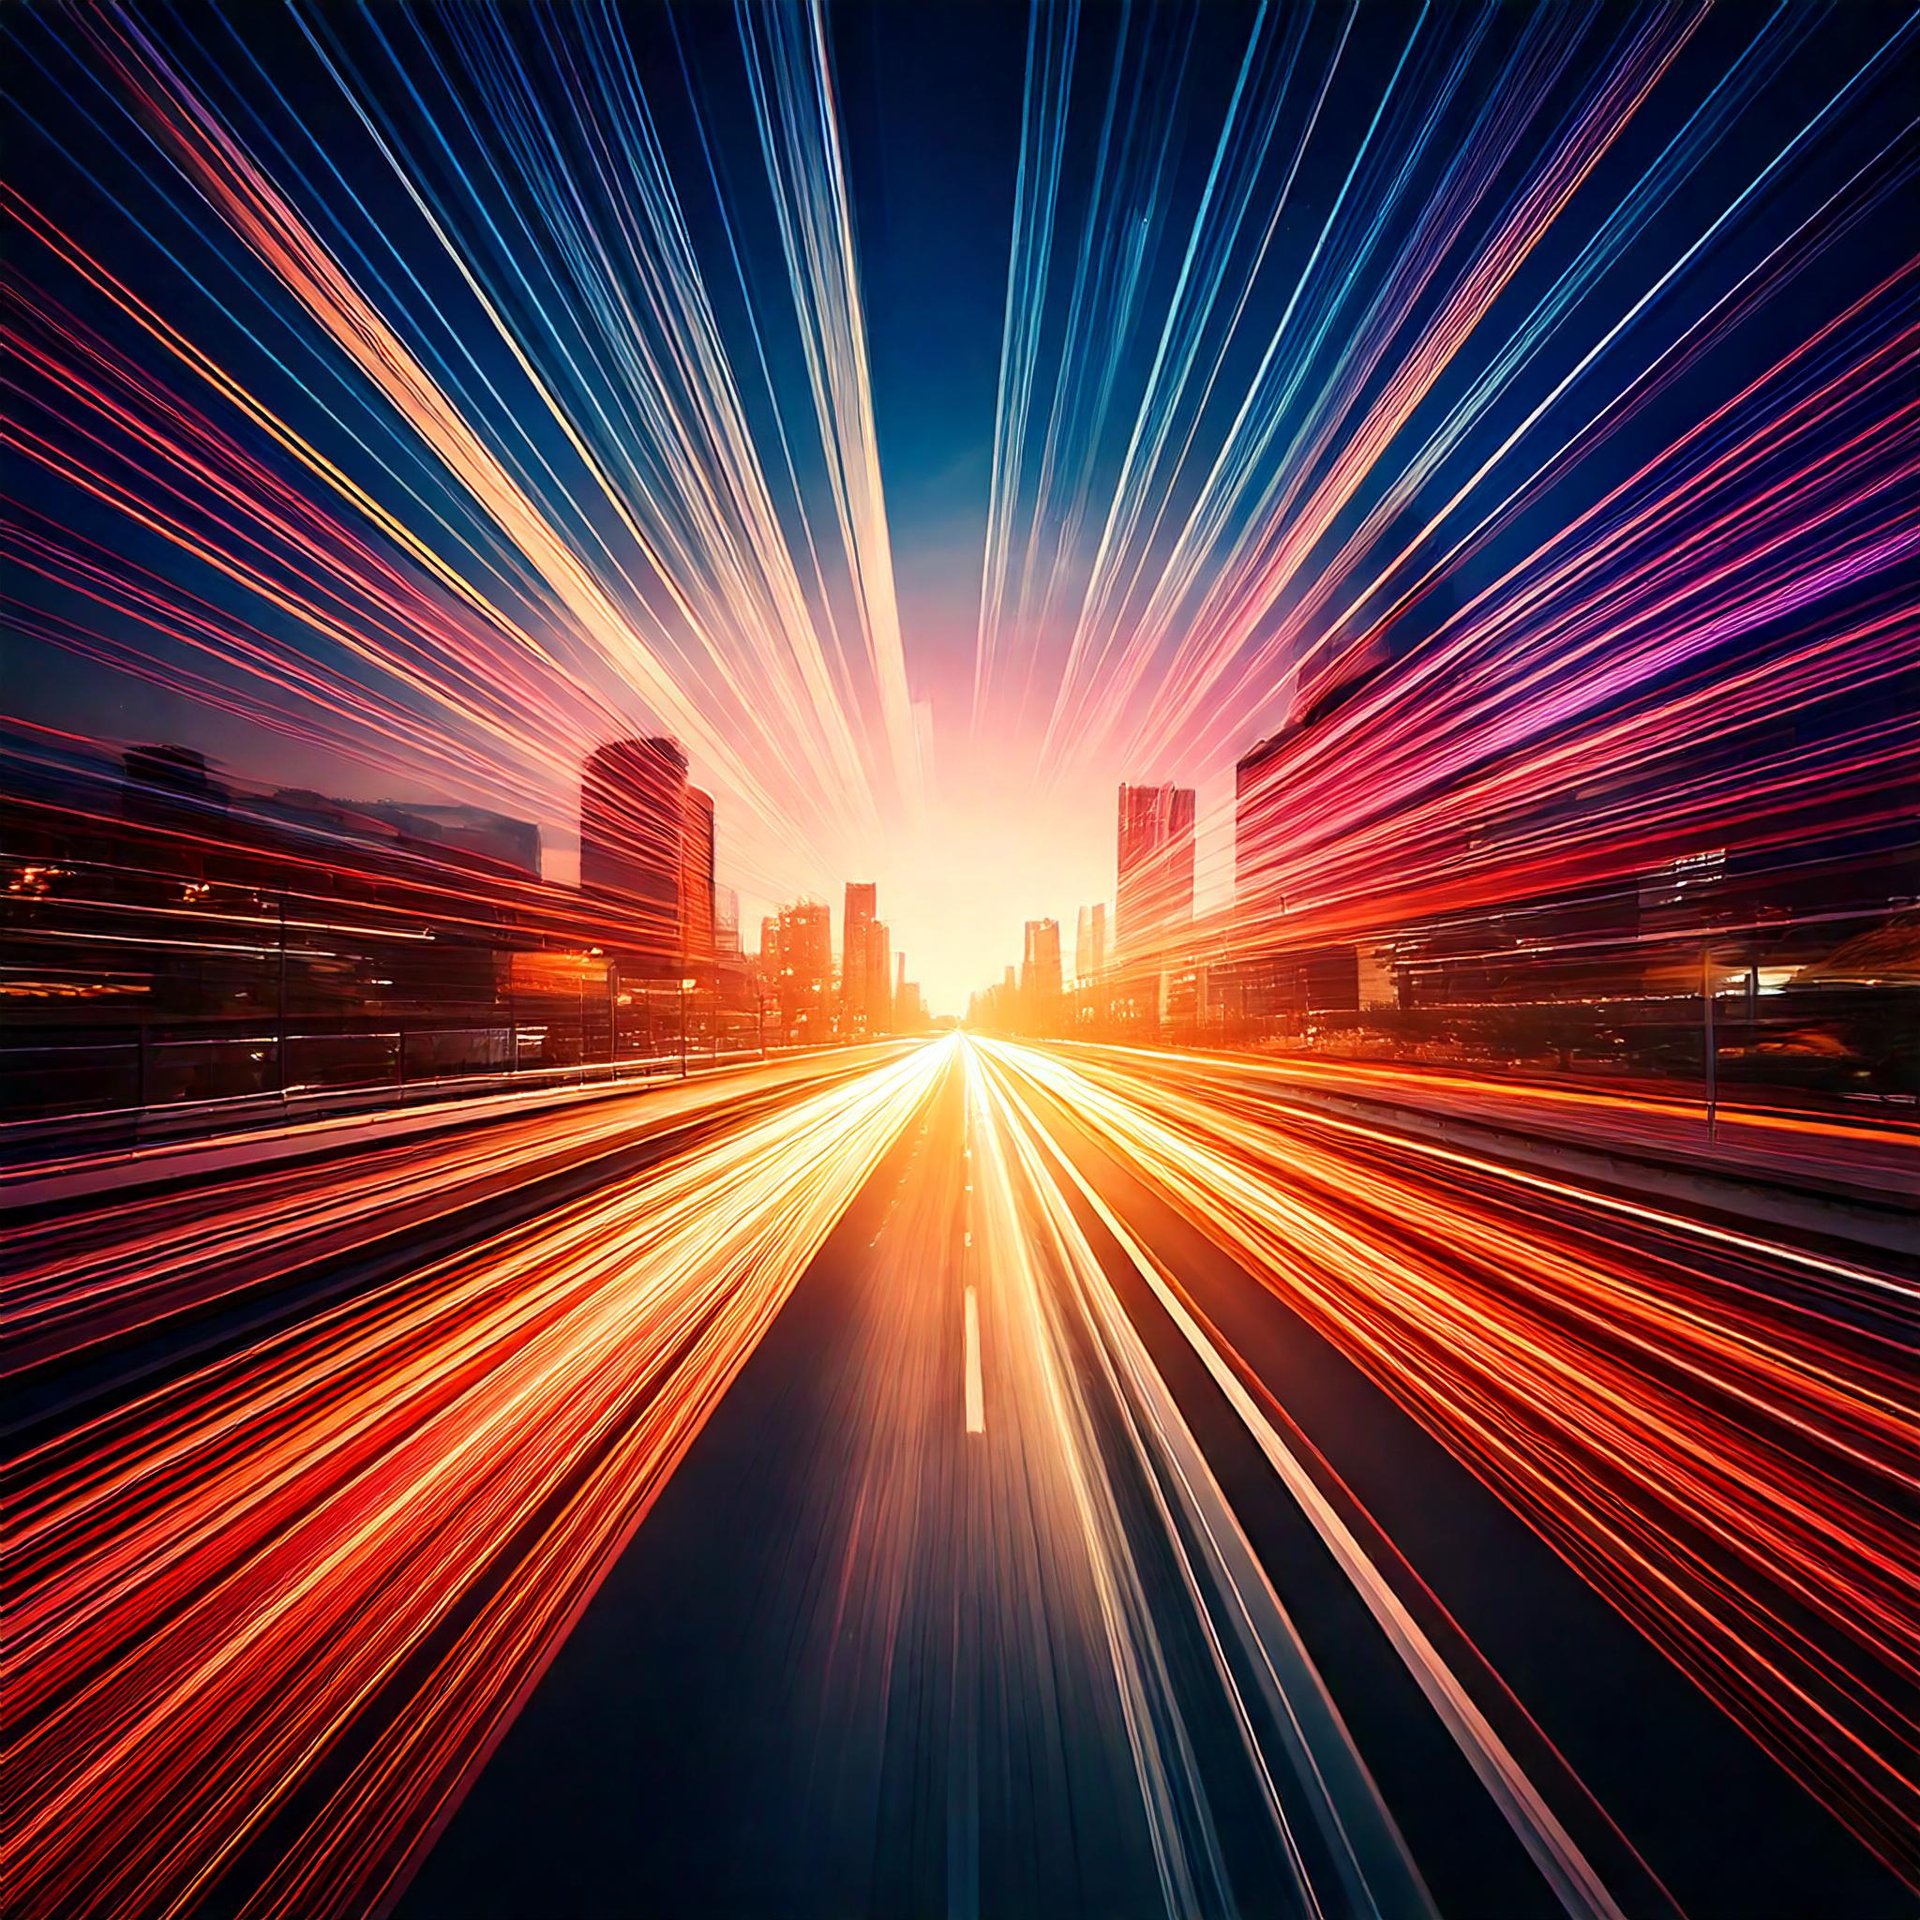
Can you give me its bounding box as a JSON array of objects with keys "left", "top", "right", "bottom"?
[{"left": 4, "top": 3, "right": 1914, "bottom": 1007}]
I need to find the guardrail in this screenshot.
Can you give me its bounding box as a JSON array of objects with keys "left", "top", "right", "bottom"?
[{"left": 0, "top": 1022, "right": 792, "bottom": 1167}]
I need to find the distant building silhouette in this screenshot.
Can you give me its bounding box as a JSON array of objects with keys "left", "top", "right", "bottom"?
[
  {"left": 1116, "top": 783, "right": 1194, "bottom": 958},
  {"left": 866, "top": 916, "right": 892, "bottom": 1034},
  {"left": 1074, "top": 902, "right": 1108, "bottom": 982},
  {"left": 1022, "top": 917, "right": 1063, "bottom": 1029},
  {"left": 843, "top": 882, "right": 877, "bottom": 1034},
  {"left": 581, "top": 738, "right": 688, "bottom": 962},
  {"left": 681, "top": 785, "right": 716, "bottom": 968},
  {"left": 774, "top": 901, "right": 833, "bottom": 1041},
  {"left": 122, "top": 743, "right": 227, "bottom": 800},
  {"left": 365, "top": 804, "right": 540, "bottom": 878}
]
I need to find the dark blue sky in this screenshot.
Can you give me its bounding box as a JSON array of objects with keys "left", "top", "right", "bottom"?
[{"left": 5, "top": 2, "right": 1914, "bottom": 1003}]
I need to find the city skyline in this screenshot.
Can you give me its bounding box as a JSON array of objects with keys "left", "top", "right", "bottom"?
[
  {"left": 4, "top": 4, "right": 1915, "bottom": 1916},
  {"left": 26, "top": 5, "right": 1911, "bottom": 1011}
]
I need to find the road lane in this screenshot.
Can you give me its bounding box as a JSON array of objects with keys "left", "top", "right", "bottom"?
[
  {"left": 976, "top": 1037, "right": 1918, "bottom": 1915},
  {"left": 408, "top": 1046, "right": 1433, "bottom": 1916},
  {"left": 3, "top": 1044, "right": 949, "bottom": 1920},
  {"left": 402, "top": 1052, "right": 1206, "bottom": 1916},
  {"left": 8, "top": 1034, "right": 1913, "bottom": 1917}
]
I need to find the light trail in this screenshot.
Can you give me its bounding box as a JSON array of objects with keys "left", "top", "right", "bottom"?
[
  {"left": 2, "top": 4, "right": 1914, "bottom": 1906},
  {"left": 978, "top": 1037, "right": 1920, "bottom": 1889},
  {"left": 6, "top": 1032, "right": 1914, "bottom": 1910},
  {"left": 962, "top": 1282, "right": 985, "bottom": 1434},
  {"left": 962, "top": 1037, "right": 1440, "bottom": 1917},
  {"left": 972, "top": 1039, "right": 1647, "bottom": 1920},
  {"left": 2, "top": 1042, "right": 945, "bottom": 1920},
  {"left": 0, "top": 1048, "right": 904, "bottom": 1380}
]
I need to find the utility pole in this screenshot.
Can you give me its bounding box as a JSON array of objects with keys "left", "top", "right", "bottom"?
[
  {"left": 277, "top": 894, "right": 290, "bottom": 1102},
  {"left": 608, "top": 957, "right": 620, "bottom": 1077},
  {"left": 1702, "top": 942, "right": 1718, "bottom": 1144}
]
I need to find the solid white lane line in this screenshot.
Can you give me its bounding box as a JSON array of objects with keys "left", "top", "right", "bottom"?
[{"left": 963, "top": 1285, "right": 985, "bottom": 1435}]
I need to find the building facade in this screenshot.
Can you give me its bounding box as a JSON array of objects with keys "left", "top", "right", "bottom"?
[
  {"left": 1116, "top": 783, "right": 1195, "bottom": 959},
  {"left": 581, "top": 738, "right": 688, "bottom": 966},
  {"left": 843, "top": 881, "right": 877, "bottom": 1036},
  {"left": 681, "top": 785, "right": 716, "bottom": 969}
]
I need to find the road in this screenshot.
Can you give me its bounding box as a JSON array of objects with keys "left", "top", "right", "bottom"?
[{"left": 5, "top": 1036, "right": 1915, "bottom": 1918}]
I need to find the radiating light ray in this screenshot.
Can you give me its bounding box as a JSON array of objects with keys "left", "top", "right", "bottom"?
[
  {"left": 4, "top": 0, "right": 927, "bottom": 904},
  {"left": 975, "top": 1037, "right": 1653, "bottom": 1920},
  {"left": 951, "top": 3, "right": 1914, "bottom": 1008},
  {"left": 2, "top": 1042, "right": 946, "bottom": 1920},
  {"left": 2, "top": 4, "right": 1914, "bottom": 1909},
  {"left": 294, "top": 0, "right": 886, "bottom": 831},
  {"left": 980, "top": 1038, "right": 1920, "bottom": 1885},
  {"left": 964, "top": 1038, "right": 1444, "bottom": 1918},
  {"left": 735, "top": 0, "right": 922, "bottom": 812}
]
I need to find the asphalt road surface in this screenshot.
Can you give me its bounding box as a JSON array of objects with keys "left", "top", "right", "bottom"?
[{"left": 7, "top": 1037, "right": 1914, "bottom": 1918}]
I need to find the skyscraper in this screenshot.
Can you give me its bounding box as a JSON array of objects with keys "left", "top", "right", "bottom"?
[
  {"left": 776, "top": 901, "right": 833, "bottom": 1041},
  {"left": 1022, "top": 918, "right": 1063, "bottom": 1029},
  {"left": 1116, "top": 783, "right": 1195, "bottom": 957},
  {"left": 1074, "top": 902, "right": 1108, "bottom": 981},
  {"left": 1236, "top": 726, "right": 1361, "bottom": 1026},
  {"left": 582, "top": 738, "right": 688, "bottom": 963},
  {"left": 866, "top": 918, "right": 892, "bottom": 1034},
  {"left": 843, "top": 881, "right": 877, "bottom": 1035},
  {"left": 681, "top": 785, "right": 716, "bottom": 968},
  {"left": 715, "top": 886, "right": 741, "bottom": 958}
]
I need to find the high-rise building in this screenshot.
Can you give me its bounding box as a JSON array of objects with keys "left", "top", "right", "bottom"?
[
  {"left": 1116, "top": 783, "right": 1195, "bottom": 957},
  {"left": 582, "top": 738, "right": 688, "bottom": 964},
  {"left": 1234, "top": 730, "right": 1296, "bottom": 918},
  {"left": 681, "top": 786, "right": 716, "bottom": 967},
  {"left": 1235, "top": 728, "right": 1361, "bottom": 1025},
  {"left": 776, "top": 901, "right": 833, "bottom": 1041},
  {"left": 715, "top": 886, "right": 741, "bottom": 958},
  {"left": 843, "top": 881, "right": 877, "bottom": 1035},
  {"left": 866, "top": 917, "right": 892, "bottom": 1034},
  {"left": 1022, "top": 918, "right": 1063, "bottom": 1029},
  {"left": 1074, "top": 902, "right": 1108, "bottom": 982}
]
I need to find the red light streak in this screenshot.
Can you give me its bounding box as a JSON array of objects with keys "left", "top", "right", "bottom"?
[
  {"left": 978, "top": 1038, "right": 1920, "bottom": 1884},
  {"left": 3, "top": 1044, "right": 946, "bottom": 1919}
]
